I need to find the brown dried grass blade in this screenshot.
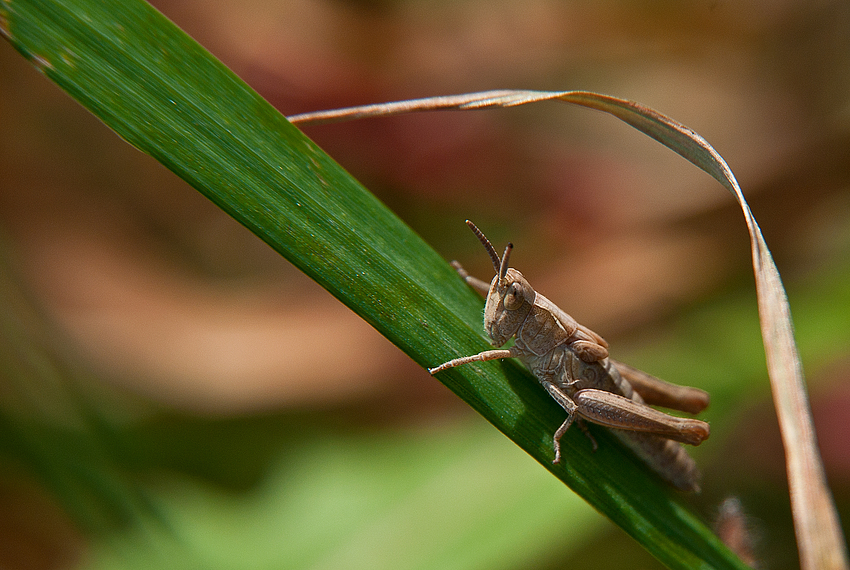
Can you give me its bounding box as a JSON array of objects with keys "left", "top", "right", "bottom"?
[{"left": 290, "top": 90, "right": 849, "bottom": 570}]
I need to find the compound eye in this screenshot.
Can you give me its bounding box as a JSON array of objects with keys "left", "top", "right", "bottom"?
[{"left": 503, "top": 282, "right": 526, "bottom": 310}]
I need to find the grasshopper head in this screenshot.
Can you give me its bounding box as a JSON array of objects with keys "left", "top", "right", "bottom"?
[
  {"left": 485, "top": 267, "right": 536, "bottom": 346},
  {"left": 466, "top": 221, "right": 535, "bottom": 346}
]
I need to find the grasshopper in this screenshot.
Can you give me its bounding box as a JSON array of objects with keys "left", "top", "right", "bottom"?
[{"left": 429, "top": 221, "right": 711, "bottom": 491}]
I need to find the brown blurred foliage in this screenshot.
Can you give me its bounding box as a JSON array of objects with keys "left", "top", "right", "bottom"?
[
  {"left": 4, "top": 0, "right": 848, "bottom": 412},
  {"left": 3, "top": 1, "right": 850, "bottom": 568}
]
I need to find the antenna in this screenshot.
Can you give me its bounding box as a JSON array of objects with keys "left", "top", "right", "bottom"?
[
  {"left": 498, "top": 243, "right": 513, "bottom": 284},
  {"left": 465, "top": 220, "right": 501, "bottom": 274}
]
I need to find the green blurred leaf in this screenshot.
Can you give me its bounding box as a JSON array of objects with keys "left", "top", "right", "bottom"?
[
  {"left": 82, "top": 419, "right": 603, "bottom": 570},
  {"left": 1, "top": 2, "right": 749, "bottom": 569}
]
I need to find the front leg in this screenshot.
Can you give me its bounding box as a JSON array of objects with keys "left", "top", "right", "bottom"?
[
  {"left": 451, "top": 261, "right": 491, "bottom": 295},
  {"left": 428, "top": 347, "right": 518, "bottom": 374}
]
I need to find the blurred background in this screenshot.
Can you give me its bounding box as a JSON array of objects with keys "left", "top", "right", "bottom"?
[{"left": 2, "top": 0, "right": 850, "bottom": 568}]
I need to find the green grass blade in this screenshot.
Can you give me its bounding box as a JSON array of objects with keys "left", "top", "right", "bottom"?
[{"left": 1, "top": 3, "right": 748, "bottom": 569}]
